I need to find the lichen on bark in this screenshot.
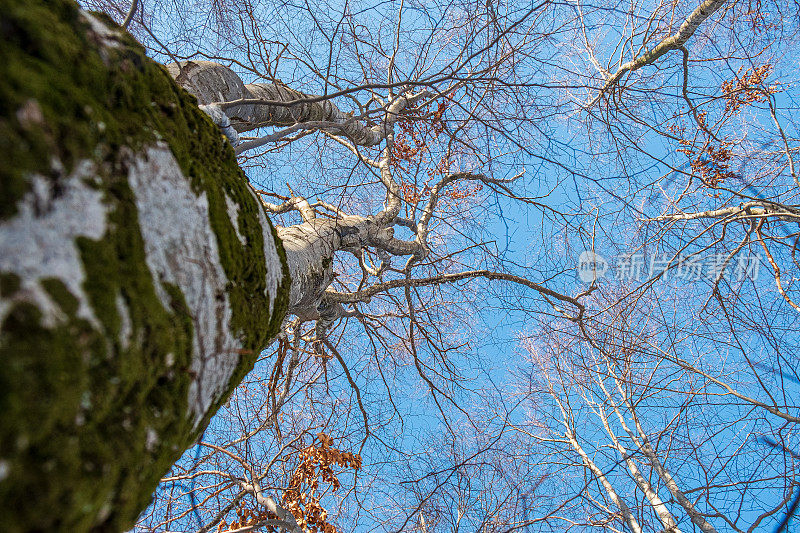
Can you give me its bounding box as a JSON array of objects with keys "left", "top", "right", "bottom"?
[{"left": 0, "top": 1, "right": 289, "bottom": 531}]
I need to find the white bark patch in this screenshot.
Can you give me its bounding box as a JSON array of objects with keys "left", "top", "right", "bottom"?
[
  {"left": 248, "top": 186, "right": 284, "bottom": 313},
  {"left": 80, "top": 12, "right": 122, "bottom": 50},
  {"left": 225, "top": 194, "right": 246, "bottom": 245},
  {"left": 128, "top": 143, "right": 240, "bottom": 425},
  {"left": 145, "top": 427, "right": 159, "bottom": 452},
  {"left": 279, "top": 225, "right": 336, "bottom": 317},
  {"left": 115, "top": 293, "right": 132, "bottom": 350},
  {"left": 276, "top": 217, "right": 372, "bottom": 317},
  {"left": 0, "top": 167, "right": 108, "bottom": 327}
]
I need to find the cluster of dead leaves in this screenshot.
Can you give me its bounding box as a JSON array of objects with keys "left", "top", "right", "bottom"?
[
  {"left": 391, "top": 100, "right": 447, "bottom": 171},
  {"left": 281, "top": 433, "right": 362, "bottom": 533},
  {"left": 721, "top": 64, "right": 781, "bottom": 115},
  {"left": 676, "top": 119, "right": 735, "bottom": 189},
  {"left": 672, "top": 64, "right": 782, "bottom": 190},
  {"left": 398, "top": 179, "right": 483, "bottom": 205},
  {"left": 390, "top": 98, "right": 483, "bottom": 205},
  {"left": 216, "top": 434, "right": 361, "bottom": 533},
  {"left": 217, "top": 504, "right": 279, "bottom": 533}
]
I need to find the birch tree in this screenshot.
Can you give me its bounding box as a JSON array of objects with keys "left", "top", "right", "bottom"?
[
  {"left": 0, "top": 2, "right": 291, "bottom": 530},
  {"left": 515, "top": 291, "right": 798, "bottom": 532}
]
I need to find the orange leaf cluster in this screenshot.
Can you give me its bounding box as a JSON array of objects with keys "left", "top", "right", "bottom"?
[
  {"left": 281, "top": 433, "right": 362, "bottom": 533},
  {"left": 721, "top": 64, "right": 781, "bottom": 115},
  {"left": 217, "top": 503, "right": 278, "bottom": 533},
  {"left": 677, "top": 138, "right": 734, "bottom": 189},
  {"left": 672, "top": 63, "right": 781, "bottom": 191},
  {"left": 399, "top": 177, "right": 483, "bottom": 205},
  {"left": 389, "top": 100, "right": 447, "bottom": 173},
  {"left": 399, "top": 180, "right": 427, "bottom": 204},
  {"left": 389, "top": 97, "right": 483, "bottom": 205}
]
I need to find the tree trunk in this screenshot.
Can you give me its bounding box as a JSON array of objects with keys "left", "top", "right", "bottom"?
[{"left": 0, "top": 1, "right": 289, "bottom": 530}]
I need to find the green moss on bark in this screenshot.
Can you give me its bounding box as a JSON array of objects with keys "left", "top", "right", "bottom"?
[{"left": 0, "top": 0, "right": 290, "bottom": 531}]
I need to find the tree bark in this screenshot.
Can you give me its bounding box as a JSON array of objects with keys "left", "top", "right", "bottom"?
[
  {"left": 163, "top": 61, "right": 434, "bottom": 323},
  {"left": 165, "top": 60, "right": 391, "bottom": 145},
  {"left": 0, "top": 1, "right": 288, "bottom": 530}
]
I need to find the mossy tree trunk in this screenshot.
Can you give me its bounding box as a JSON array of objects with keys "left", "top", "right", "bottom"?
[{"left": 0, "top": 1, "right": 289, "bottom": 530}]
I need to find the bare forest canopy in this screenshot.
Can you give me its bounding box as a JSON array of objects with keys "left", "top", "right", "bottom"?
[{"left": 2, "top": 0, "right": 800, "bottom": 532}]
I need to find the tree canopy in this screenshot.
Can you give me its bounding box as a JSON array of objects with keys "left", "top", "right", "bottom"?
[{"left": 3, "top": 0, "right": 800, "bottom": 531}]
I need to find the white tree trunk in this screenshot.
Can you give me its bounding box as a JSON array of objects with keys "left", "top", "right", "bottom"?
[{"left": 0, "top": 3, "right": 288, "bottom": 530}]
